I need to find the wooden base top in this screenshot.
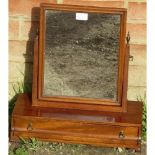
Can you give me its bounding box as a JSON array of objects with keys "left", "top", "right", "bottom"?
[{"left": 13, "top": 93, "right": 143, "bottom": 126}]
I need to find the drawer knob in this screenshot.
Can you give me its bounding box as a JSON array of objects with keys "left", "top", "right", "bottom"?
[
  {"left": 27, "top": 123, "right": 33, "bottom": 131},
  {"left": 119, "top": 131, "right": 125, "bottom": 139}
]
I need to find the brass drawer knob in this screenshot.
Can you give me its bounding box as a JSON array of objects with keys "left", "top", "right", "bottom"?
[
  {"left": 27, "top": 123, "right": 33, "bottom": 131},
  {"left": 119, "top": 131, "right": 125, "bottom": 139}
]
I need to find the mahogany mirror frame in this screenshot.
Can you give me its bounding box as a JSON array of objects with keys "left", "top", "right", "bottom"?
[{"left": 32, "top": 3, "right": 128, "bottom": 112}]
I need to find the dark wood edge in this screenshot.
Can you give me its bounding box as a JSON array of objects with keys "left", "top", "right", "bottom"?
[
  {"left": 117, "top": 10, "right": 127, "bottom": 109},
  {"left": 40, "top": 3, "right": 127, "bottom": 12},
  {"left": 38, "top": 6, "right": 44, "bottom": 103},
  {"left": 32, "top": 35, "right": 39, "bottom": 105},
  {"left": 122, "top": 37, "right": 129, "bottom": 112},
  {"left": 33, "top": 99, "right": 124, "bottom": 112}
]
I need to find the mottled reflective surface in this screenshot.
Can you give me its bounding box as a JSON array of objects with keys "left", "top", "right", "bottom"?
[{"left": 43, "top": 10, "right": 120, "bottom": 100}]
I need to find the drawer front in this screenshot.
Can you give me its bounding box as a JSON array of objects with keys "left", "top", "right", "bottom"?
[{"left": 13, "top": 117, "right": 139, "bottom": 141}]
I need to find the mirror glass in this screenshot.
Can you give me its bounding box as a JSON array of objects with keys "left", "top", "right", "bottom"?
[{"left": 43, "top": 10, "right": 120, "bottom": 101}]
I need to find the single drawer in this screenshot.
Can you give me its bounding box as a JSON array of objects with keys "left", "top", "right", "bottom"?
[{"left": 13, "top": 117, "right": 139, "bottom": 140}]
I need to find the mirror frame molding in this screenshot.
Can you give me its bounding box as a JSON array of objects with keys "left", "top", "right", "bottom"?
[{"left": 32, "top": 3, "right": 128, "bottom": 112}]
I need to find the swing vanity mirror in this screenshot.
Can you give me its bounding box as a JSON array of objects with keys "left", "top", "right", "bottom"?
[
  {"left": 32, "top": 4, "right": 127, "bottom": 112},
  {"left": 11, "top": 3, "right": 143, "bottom": 150}
]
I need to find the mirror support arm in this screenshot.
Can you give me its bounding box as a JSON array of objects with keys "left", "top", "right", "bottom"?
[{"left": 126, "top": 32, "right": 133, "bottom": 61}]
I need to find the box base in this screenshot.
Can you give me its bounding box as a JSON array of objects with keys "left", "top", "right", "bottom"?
[{"left": 10, "top": 93, "right": 143, "bottom": 150}]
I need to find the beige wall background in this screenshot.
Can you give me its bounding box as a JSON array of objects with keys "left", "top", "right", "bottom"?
[{"left": 9, "top": 0, "right": 146, "bottom": 100}]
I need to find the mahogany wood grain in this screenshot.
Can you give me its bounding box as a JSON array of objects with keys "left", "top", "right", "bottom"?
[
  {"left": 10, "top": 94, "right": 142, "bottom": 150},
  {"left": 32, "top": 3, "right": 128, "bottom": 112},
  {"left": 15, "top": 94, "right": 143, "bottom": 126},
  {"left": 32, "top": 36, "right": 39, "bottom": 105},
  {"left": 11, "top": 131, "right": 139, "bottom": 149}
]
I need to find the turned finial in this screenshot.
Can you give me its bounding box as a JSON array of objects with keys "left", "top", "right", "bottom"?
[{"left": 126, "top": 32, "right": 130, "bottom": 44}]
